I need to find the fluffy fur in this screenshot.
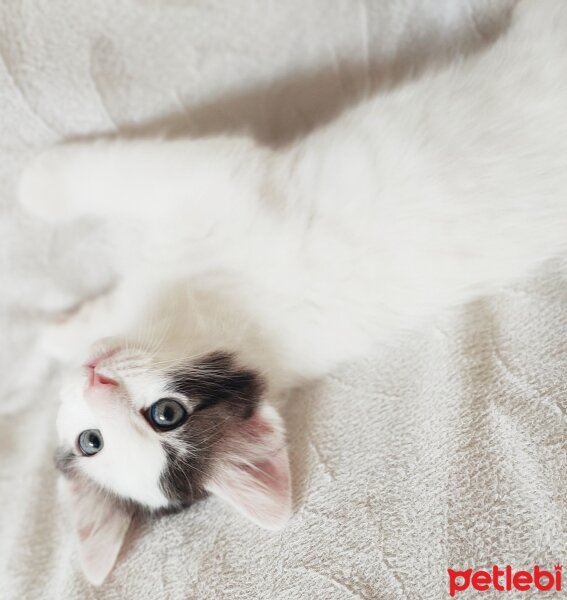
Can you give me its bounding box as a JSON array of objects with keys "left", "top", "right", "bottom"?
[{"left": 19, "top": 0, "right": 567, "bottom": 585}]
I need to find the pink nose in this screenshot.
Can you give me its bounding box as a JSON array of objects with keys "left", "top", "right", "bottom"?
[
  {"left": 85, "top": 349, "right": 119, "bottom": 389},
  {"left": 87, "top": 364, "right": 118, "bottom": 388}
]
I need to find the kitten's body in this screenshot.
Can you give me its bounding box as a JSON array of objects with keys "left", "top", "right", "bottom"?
[
  {"left": 19, "top": 0, "right": 567, "bottom": 585},
  {"left": 23, "top": 1, "right": 567, "bottom": 381}
]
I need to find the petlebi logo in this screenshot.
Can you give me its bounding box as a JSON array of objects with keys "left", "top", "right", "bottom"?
[{"left": 448, "top": 565, "right": 562, "bottom": 596}]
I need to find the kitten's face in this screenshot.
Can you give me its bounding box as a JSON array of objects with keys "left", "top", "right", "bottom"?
[
  {"left": 57, "top": 341, "right": 262, "bottom": 509},
  {"left": 55, "top": 339, "right": 291, "bottom": 585}
]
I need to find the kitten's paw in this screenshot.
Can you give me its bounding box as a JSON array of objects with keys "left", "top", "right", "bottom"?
[{"left": 19, "top": 147, "right": 77, "bottom": 222}]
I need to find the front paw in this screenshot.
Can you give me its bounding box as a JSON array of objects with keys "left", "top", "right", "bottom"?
[{"left": 19, "top": 147, "right": 76, "bottom": 222}]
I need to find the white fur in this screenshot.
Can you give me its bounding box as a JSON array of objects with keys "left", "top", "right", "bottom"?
[
  {"left": 17, "top": 0, "right": 567, "bottom": 584},
  {"left": 21, "top": 0, "right": 567, "bottom": 381},
  {"left": 57, "top": 347, "right": 171, "bottom": 508}
]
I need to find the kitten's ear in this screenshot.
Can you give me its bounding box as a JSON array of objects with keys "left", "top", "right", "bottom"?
[
  {"left": 59, "top": 476, "right": 133, "bottom": 586},
  {"left": 206, "top": 405, "right": 292, "bottom": 530}
]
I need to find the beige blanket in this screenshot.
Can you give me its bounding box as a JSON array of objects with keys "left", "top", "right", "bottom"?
[{"left": 3, "top": 0, "right": 566, "bottom": 598}]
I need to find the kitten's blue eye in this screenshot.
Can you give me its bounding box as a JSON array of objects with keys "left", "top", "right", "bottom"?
[
  {"left": 149, "top": 398, "right": 187, "bottom": 430},
  {"left": 78, "top": 429, "right": 103, "bottom": 456}
]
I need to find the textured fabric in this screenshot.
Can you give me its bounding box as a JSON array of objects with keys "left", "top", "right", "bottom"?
[{"left": 2, "top": 1, "right": 566, "bottom": 598}]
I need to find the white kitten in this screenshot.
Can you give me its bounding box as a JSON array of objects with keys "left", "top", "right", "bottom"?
[{"left": 19, "top": 0, "right": 567, "bottom": 585}]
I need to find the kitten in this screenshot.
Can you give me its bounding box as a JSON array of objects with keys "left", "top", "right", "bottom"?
[{"left": 19, "top": 0, "right": 567, "bottom": 585}]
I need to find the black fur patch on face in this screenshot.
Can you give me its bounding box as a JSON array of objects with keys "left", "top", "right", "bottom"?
[
  {"left": 167, "top": 351, "right": 264, "bottom": 419},
  {"left": 159, "top": 351, "right": 265, "bottom": 507}
]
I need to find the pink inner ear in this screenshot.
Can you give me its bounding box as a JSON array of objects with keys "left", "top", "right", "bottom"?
[
  {"left": 206, "top": 405, "right": 292, "bottom": 530},
  {"left": 61, "top": 477, "right": 132, "bottom": 586},
  {"left": 244, "top": 449, "right": 291, "bottom": 504},
  {"left": 207, "top": 446, "right": 291, "bottom": 530}
]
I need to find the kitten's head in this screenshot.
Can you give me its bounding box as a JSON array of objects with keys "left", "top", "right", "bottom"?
[{"left": 55, "top": 339, "right": 291, "bottom": 585}]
